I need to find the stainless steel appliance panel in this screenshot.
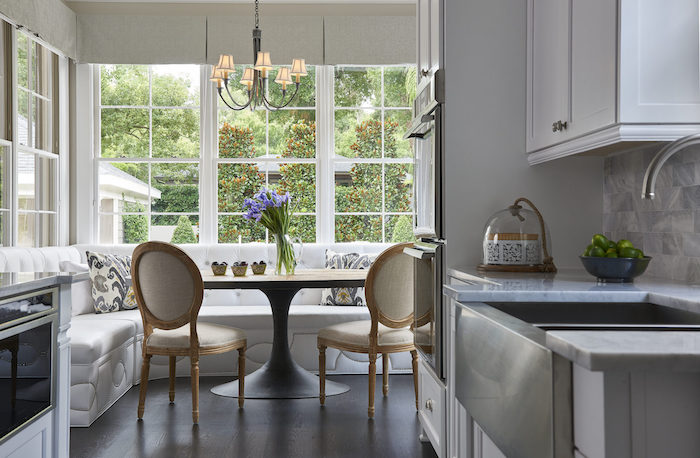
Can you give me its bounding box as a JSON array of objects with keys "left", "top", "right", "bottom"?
[{"left": 454, "top": 302, "right": 573, "bottom": 458}]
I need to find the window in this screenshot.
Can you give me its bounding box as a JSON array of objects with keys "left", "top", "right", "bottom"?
[
  {"left": 217, "top": 66, "right": 317, "bottom": 243},
  {"left": 95, "top": 64, "right": 415, "bottom": 244},
  {"left": 333, "top": 66, "right": 415, "bottom": 242},
  {"left": 97, "top": 65, "right": 200, "bottom": 244},
  {"left": 16, "top": 31, "right": 59, "bottom": 247}
]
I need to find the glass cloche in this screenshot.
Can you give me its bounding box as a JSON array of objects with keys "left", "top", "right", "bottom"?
[{"left": 478, "top": 197, "right": 556, "bottom": 272}]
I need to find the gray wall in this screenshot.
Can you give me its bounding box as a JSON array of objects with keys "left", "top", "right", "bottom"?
[
  {"left": 603, "top": 144, "right": 700, "bottom": 282},
  {"left": 443, "top": 0, "right": 604, "bottom": 270}
]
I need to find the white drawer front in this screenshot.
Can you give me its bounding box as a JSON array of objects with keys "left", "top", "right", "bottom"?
[{"left": 418, "top": 359, "right": 445, "bottom": 456}]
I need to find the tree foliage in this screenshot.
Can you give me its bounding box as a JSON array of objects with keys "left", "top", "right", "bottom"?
[
  {"left": 171, "top": 215, "right": 197, "bottom": 244},
  {"left": 122, "top": 199, "right": 147, "bottom": 243}
]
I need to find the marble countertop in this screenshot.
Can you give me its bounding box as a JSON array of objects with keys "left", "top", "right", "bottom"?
[
  {"left": 445, "top": 267, "right": 700, "bottom": 372},
  {"left": 0, "top": 272, "right": 89, "bottom": 297}
]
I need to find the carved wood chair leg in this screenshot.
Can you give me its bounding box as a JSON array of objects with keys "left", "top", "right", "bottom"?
[
  {"left": 191, "top": 355, "right": 200, "bottom": 424},
  {"left": 318, "top": 343, "right": 326, "bottom": 405},
  {"left": 168, "top": 356, "right": 176, "bottom": 403},
  {"left": 238, "top": 347, "right": 246, "bottom": 409},
  {"left": 138, "top": 354, "right": 152, "bottom": 420},
  {"left": 368, "top": 352, "right": 377, "bottom": 418},
  {"left": 382, "top": 353, "right": 389, "bottom": 396},
  {"left": 411, "top": 350, "right": 419, "bottom": 410}
]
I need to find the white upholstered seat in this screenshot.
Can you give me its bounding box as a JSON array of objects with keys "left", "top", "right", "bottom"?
[
  {"left": 318, "top": 320, "right": 413, "bottom": 348},
  {"left": 147, "top": 322, "right": 246, "bottom": 350}
]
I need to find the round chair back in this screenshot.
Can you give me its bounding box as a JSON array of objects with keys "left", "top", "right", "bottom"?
[
  {"left": 132, "top": 241, "right": 203, "bottom": 330},
  {"left": 365, "top": 242, "right": 414, "bottom": 329}
]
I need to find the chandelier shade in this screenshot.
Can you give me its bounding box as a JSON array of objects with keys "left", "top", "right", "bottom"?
[{"left": 213, "top": 0, "right": 306, "bottom": 111}]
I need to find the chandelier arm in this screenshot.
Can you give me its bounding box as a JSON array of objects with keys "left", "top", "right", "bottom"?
[
  {"left": 218, "top": 87, "right": 252, "bottom": 111},
  {"left": 221, "top": 80, "right": 250, "bottom": 108},
  {"left": 262, "top": 83, "right": 301, "bottom": 110}
]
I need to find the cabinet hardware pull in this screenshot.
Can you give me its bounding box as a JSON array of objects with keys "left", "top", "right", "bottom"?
[
  {"left": 421, "top": 69, "right": 431, "bottom": 77},
  {"left": 424, "top": 399, "right": 434, "bottom": 411},
  {"left": 552, "top": 120, "right": 569, "bottom": 132}
]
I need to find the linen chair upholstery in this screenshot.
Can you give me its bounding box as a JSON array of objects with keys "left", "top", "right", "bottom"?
[
  {"left": 132, "top": 241, "right": 247, "bottom": 423},
  {"left": 317, "top": 242, "right": 418, "bottom": 418}
]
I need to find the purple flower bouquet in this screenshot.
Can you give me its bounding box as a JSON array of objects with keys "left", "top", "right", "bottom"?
[{"left": 243, "top": 188, "right": 296, "bottom": 274}]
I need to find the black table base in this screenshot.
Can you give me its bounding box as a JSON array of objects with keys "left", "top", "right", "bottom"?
[{"left": 211, "top": 287, "right": 350, "bottom": 399}]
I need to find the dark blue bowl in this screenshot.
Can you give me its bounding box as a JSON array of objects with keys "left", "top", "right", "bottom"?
[{"left": 579, "top": 256, "right": 652, "bottom": 283}]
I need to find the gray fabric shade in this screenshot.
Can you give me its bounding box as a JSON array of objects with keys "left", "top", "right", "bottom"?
[
  {"left": 323, "top": 16, "right": 415, "bottom": 65},
  {"left": 0, "top": 0, "right": 77, "bottom": 58}
]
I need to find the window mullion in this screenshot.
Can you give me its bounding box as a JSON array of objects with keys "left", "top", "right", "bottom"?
[{"left": 317, "top": 66, "right": 334, "bottom": 244}]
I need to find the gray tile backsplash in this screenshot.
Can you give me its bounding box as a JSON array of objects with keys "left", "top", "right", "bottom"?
[{"left": 603, "top": 143, "right": 700, "bottom": 283}]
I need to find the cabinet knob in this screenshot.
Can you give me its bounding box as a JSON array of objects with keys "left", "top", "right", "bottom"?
[
  {"left": 421, "top": 69, "right": 431, "bottom": 77},
  {"left": 552, "top": 120, "right": 568, "bottom": 132},
  {"left": 424, "top": 399, "right": 434, "bottom": 411}
]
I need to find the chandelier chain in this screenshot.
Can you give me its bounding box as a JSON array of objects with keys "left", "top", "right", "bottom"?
[{"left": 255, "top": 0, "right": 259, "bottom": 28}]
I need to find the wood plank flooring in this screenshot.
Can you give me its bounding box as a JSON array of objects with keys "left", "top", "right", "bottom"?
[{"left": 70, "top": 375, "right": 438, "bottom": 458}]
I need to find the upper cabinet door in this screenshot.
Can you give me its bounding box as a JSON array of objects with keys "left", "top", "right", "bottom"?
[
  {"left": 418, "top": 0, "right": 431, "bottom": 79},
  {"left": 620, "top": 0, "right": 700, "bottom": 122},
  {"left": 526, "top": 0, "right": 570, "bottom": 152},
  {"left": 568, "top": 0, "right": 616, "bottom": 138},
  {"left": 430, "top": 0, "right": 441, "bottom": 72}
]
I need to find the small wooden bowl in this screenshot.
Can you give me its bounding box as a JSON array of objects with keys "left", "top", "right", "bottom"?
[
  {"left": 251, "top": 264, "right": 267, "bottom": 275},
  {"left": 231, "top": 265, "right": 248, "bottom": 277},
  {"left": 211, "top": 264, "right": 227, "bottom": 276}
]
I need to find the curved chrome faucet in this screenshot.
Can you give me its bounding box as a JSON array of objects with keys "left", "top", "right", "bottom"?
[{"left": 641, "top": 133, "right": 700, "bottom": 199}]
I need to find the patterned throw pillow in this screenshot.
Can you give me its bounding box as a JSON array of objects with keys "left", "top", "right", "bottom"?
[
  {"left": 86, "top": 251, "right": 138, "bottom": 314},
  {"left": 321, "top": 250, "right": 376, "bottom": 306}
]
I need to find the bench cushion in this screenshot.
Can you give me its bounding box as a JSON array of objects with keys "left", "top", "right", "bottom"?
[{"left": 69, "top": 316, "right": 135, "bottom": 364}]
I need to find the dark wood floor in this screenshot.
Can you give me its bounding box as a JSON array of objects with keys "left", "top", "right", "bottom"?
[{"left": 70, "top": 375, "right": 438, "bottom": 458}]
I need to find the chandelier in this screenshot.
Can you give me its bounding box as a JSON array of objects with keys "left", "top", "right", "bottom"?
[{"left": 210, "top": 0, "right": 307, "bottom": 111}]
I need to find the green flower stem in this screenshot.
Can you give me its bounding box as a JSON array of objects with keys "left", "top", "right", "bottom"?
[{"left": 274, "top": 233, "right": 296, "bottom": 275}]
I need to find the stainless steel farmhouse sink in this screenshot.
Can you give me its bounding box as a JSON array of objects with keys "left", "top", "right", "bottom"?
[
  {"left": 486, "top": 301, "right": 700, "bottom": 331},
  {"left": 453, "top": 301, "right": 700, "bottom": 458}
]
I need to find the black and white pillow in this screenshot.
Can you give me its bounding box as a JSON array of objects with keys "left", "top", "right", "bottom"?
[
  {"left": 321, "top": 250, "right": 376, "bottom": 306},
  {"left": 86, "top": 251, "right": 137, "bottom": 314}
]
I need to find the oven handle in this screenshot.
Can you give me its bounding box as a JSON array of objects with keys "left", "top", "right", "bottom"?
[{"left": 403, "top": 247, "right": 435, "bottom": 260}]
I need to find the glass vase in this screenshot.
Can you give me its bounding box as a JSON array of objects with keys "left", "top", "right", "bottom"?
[{"left": 274, "top": 233, "right": 298, "bottom": 275}]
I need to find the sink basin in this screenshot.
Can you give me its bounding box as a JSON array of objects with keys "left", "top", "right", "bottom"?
[{"left": 485, "top": 302, "right": 700, "bottom": 331}]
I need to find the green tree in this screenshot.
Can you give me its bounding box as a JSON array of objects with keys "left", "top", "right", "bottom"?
[
  {"left": 391, "top": 215, "right": 414, "bottom": 243},
  {"left": 122, "top": 199, "right": 147, "bottom": 243},
  {"left": 171, "top": 215, "right": 197, "bottom": 244}
]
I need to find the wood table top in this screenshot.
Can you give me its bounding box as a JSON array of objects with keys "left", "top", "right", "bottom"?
[{"left": 200, "top": 268, "right": 367, "bottom": 290}]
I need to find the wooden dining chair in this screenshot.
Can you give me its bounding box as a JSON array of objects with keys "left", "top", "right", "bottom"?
[
  {"left": 132, "top": 241, "right": 247, "bottom": 424},
  {"left": 317, "top": 242, "right": 418, "bottom": 418}
]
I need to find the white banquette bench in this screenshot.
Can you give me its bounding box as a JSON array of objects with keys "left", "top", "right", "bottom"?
[{"left": 0, "top": 242, "right": 410, "bottom": 427}]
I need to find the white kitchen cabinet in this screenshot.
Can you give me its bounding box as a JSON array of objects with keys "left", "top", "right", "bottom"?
[
  {"left": 417, "top": 0, "right": 442, "bottom": 84},
  {"left": 527, "top": 0, "right": 700, "bottom": 164},
  {"left": 418, "top": 358, "right": 446, "bottom": 457}
]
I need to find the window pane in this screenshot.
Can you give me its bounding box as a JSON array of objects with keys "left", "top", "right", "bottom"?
[
  {"left": 0, "top": 23, "right": 7, "bottom": 141},
  {"left": 35, "top": 44, "right": 52, "bottom": 98},
  {"left": 17, "top": 153, "right": 55, "bottom": 211},
  {"left": 335, "top": 163, "right": 381, "bottom": 212},
  {"left": 99, "top": 213, "right": 148, "bottom": 244},
  {"left": 385, "top": 163, "right": 413, "bottom": 212},
  {"left": 273, "top": 65, "right": 316, "bottom": 108},
  {"left": 100, "top": 65, "right": 149, "bottom": 106},
  {"left": 268, "top": 111, "right": 315, "bottom": 158},
  {"left": 269, "top": 163, "right": 316, "bottom": 213},
  {"left": 218, "top": 163, "right": 265, "bottom": 213},
  {"left": 152, "top": 215, "right": 199, "bottom": 243},
  {"left": 290, "top": 215, "right": 316, "bottom": 243},
  {"left": 384, "top": 110, "right": 412, "bottom": 158},
  {"left": 16, "top": 33, "right": 28, "bottom": 90},
  {"left": 0, "top": 211, "right": 7, "bottom": 246},
  {"left": 152, "top": 65, "right": 200, "bottom": 107},
  {"left": 99, "top": 162, "right": 149, "bottom": 213},
  {"left": 334, "top": 67, "right": 380, "bottom": 107},
  {"left": 34, "top": 96, "right": 51, "bottom": 152},
  {"left": 217, "top": 65, "right": 253, "bottom": 110},
  {"left": 100, "top": 108, "right": 149, "bottom": 158},
  {"left": 17, "top": 212, "right": 55, "bottom": 247},
  {"left": 218, "top": 110, "right": 265, "bottom": 158},
  {"left": 18, "top": 89, "right": 29, "bottom": 146},
  {"left": 218, "top": 215, "right": 265, "bottom": 243},
  {"left": 385, "top": 215, "right": 415, "bottom": 243},
  {"left": 0, "top": 151, "right": 6, "bottom": 210},
  {"left": 384, "top": 67, "right": 416, "bottom": 107},
  {"left": 151, "top": 163, "right": 199, "bottom": 214},
  {"left": 334, "top": 109, "right": 380, "bottom": 158},
  {"left": 152, "top": 108, "right": 200, "bottom": 158},
  {"left": 335, "top": 215, "right": 381, "bottom": 243}
]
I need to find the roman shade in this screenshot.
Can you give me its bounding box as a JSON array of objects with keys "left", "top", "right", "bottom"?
[
  {"left": 0, "top": 0, "right": 77, "bottom": 58},
  {"left": 323, "top": 16, "right": 415, "bottom": 65}
]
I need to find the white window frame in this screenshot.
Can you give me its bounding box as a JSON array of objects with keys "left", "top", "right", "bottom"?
[{"left": 89, "top": 63, "right": 415, "bottom": 245}]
